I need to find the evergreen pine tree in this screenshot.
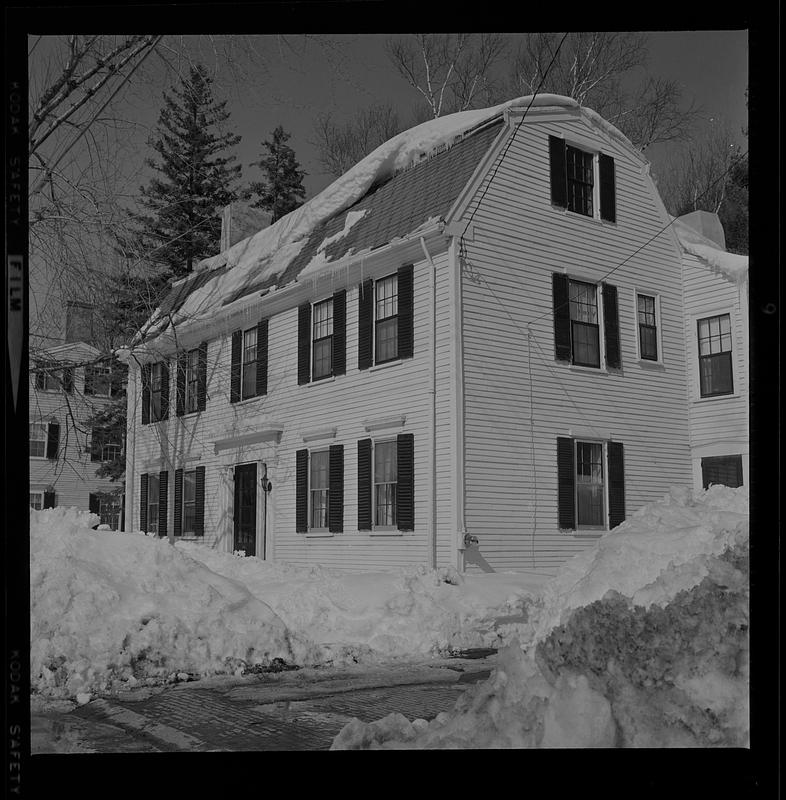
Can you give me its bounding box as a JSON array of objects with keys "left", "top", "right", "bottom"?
[
  {"left": 249, "top": 126, "right": 307, "bottom": 223},
  {"left": 133, "top": 64, "right": 242, "bottom": 282}
]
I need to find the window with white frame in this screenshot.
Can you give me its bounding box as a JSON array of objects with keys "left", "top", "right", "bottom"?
[
  {"left": 566, "top": 145, "right": 594, "bottom": 217},
  {"left": 185, "top": 348, "right": 200, "bottom": 413},
  {"left": 84, "top": 362, "right": 112, "bottom": 396},
  {"left": 150, "top": 362, "right": 164, "bottom": 420},
  {"left": 375, "top": 275, "right": 398, "bottom": 364},
  {"left": 30, "top": 491, "right": 44, "bottom": 510},
  {"left": 575, "top": 441, "right": 605, "bottom": 528},
  {"left": 35, "top": 361, "right": 60, "bottom": 391},
  {"left": 312, "top": 298, "right": 333, "bottom": 379},
  {"left": 99, "top": 496, "right": 122, "bottom": 530},
  {"left": 569, "top": 280, "right": 600, "bottom": 368},
  {"left": 147, "top": 473, "right": 160, "bottom": 535},
  {"left": 697, "top": 314, "right": 733, "bottom": 397},
  {"left": 309, "top": 450, "right": 329, "bottom": 529},
  {"left": 90, "top": 428, "right": 121, "bottom": 462},
  {"left": 241, "top": 327, "right": 257, "bottom": 400},
  {"left": 637, "top": 294, "right": 658, "bottom": 361},
  {"left": 182, "top": 470, "right": 196, "bottom": 535},
  {"left": 30, "top": 422, "right": 48, "bottom": 458},
  {"left": 374, "top": 440, "right": 397, "bottom": 527}
]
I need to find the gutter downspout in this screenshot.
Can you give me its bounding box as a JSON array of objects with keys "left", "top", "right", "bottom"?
[{"left": 420, "top": 236, "right": 438, "bottom": 570}]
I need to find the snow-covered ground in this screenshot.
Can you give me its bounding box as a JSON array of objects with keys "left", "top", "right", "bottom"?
[{"left": 30, "top": 485, "right": 748, "bottom": 747}]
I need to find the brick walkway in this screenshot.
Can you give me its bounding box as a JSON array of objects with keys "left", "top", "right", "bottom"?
[{"left": 60, "top": 661, "right": 493, "bottom": 752}]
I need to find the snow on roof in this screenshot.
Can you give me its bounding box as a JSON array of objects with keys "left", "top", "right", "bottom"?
[
  {"left": 673, "top": 215, "right": 748, "bottom": 283},
  {"left": 138, "top": 94, "right": 631, "bottom": 344}
]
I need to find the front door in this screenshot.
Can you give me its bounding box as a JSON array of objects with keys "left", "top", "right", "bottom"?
[{"left": 233, "top": 463, "right": 257, "bottom": 556}]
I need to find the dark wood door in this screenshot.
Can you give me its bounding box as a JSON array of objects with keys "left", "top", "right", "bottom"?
[{"left": 233, "top": 463, "right": 257, "bottom": 556}]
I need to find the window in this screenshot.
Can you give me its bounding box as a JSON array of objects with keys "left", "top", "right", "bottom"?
[
  {"left": 90, "top": 428, "right": 121, "bottom": 462},
  {"left": 185, "top": 348, "right": 200, "bottom": 413},
  {"left": 182, "top": 470, "right": 197, "bottom": 535},
  {"left": 374, "top": 440, "right": 397, "bottom": 526},
  {"left": 309, "top": 450, "right": 330, "bottom": 529},
  {"left": 569, "top": 280, "right": 600, "bottom": 368},
  {"left": 566, "top": 145, "right": 594, "bottom": 217},
  {"left": 375, "top": 275, "right": 399, "bottom": 364},
  {"left": 30, "top": 491, "right": 44, "bottom": 510},
  {"left": 97, "top": 495, "right": 122, "bottom": 530},
  {"left": 35, "top": 362, "right": 60, "bottom": 391},
  {"left": 637, "top": 294, "right": 658, "bottom": 361},
  {"left": 701, "top": 455, "right": 743, "bottom": 489},
  {"left": 151, "top": 363, "right": 164, "bottom": 420},
  {"left": 312, "top": 299, "right": 334, "bottom": 379},
  {"left": 147, "top": 474, "right": 159, "bottom": 535},
  {"left": 698, "top": 314, "right": 733, "bottom": 397},
  {"left": 30, "top": 423, "right": 48, "bottom": 458},
  {"left": 575, "top": 441, "right": 605, "bottom": 528},
  {"left": 85, "top": 362, "right": 111, "bottom": 396},
  {"left": 242, "top": 328, "right": 257, "bottom": 400}
]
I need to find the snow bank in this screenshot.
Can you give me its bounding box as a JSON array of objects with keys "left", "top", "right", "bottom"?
[
  {"left": 30, "top": 508, "right": 316, "bottom": 700},
  {"left": 332, "top": 486, "right": 749, "bottom": 749},
  {"left": 176, "top": 544, "right": 547, "bottom": 663},
  {"left": 673, "top": 217, "right": 748, "bottom": 283},
  {"left": 141, "top": 95, "right": 586, "bottom": 339}
]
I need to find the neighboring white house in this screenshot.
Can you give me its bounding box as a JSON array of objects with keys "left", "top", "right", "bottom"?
[
  {"left": 30, "top": 341, "right": 124, "bottom": 528},
  {"left": 121, "top": 95, "right": 698, "bottom": 575},
  {"left": 673, "top": 210, "right": 749, "bottom": 492}
]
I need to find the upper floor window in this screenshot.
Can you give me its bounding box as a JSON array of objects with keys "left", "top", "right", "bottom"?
[
  {"left": 142, "top": 361, "right": 169, "bottom": 424},
  {"left": 85, "top": 362, "right": 111, "bottom": 396},
  {"left": 312, "top": 298, "right": 334, "bottom": 380},
  {"left": 35, "top": 361, "right": 60, "bottom": 391},
  {"left": 569, "top": 280, "right": 600, "bottom": 368},
  {"left": 637, "top": 294, "right": 658, "bottom": 361},
  {"left": 90, "top": 428, "right": 121, "bottom": 462},
  {"left": 698, "top": 314, "right": 733, "bottom": 397},
  {"left": 30, "top": 423, "right": 48, "bottom": 458},
  {"left": 549, "top": 135, "right": 616, "bottom": 223},
  {"left": 309, "top": 450, "right": 330, "bottom": 529},
  {"left": 151, "top": 362, "right": 164, "bottom": 420},
  {"left": 185, "top": 348, "right": 200, "bottom": 413},
  {"left": 242, "top": 328, "right": 257, "bottom": 400},
  {"left": 375, "top": 275, "right": 399, "bottom": 364},
  {"left": 566, "top": 145, "right": 594, "bottom": 217}
]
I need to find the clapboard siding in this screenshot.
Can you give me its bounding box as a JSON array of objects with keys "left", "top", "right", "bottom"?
[
  {"left": 127, "top": 249, "right": 457, "bottom": 573},
  {"left": 681, "top": 251, "right": 748, "bottom": 487},
  {"left": 30, "top": 366, "right": 119, "bottom": 515},
  {"left": 459, "top": 117, "right": 692, "bottom": 574}
]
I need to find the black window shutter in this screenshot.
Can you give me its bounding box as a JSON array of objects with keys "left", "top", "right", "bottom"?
[
  {"left": 328, "top": 444, "right": 344, "bottom": 533},
  {"left": 46, "top": 422, "right": 60, "bottom": 460},
  {"left": 43, "top": 490, "right": 56, "bottom": 509},
  {"left": 295, "top": 449, "right": 309, "bottom": 532},
  {"left": 141, "top": 364, "right": 151, "bottom": 424},
  {"left": 140, "top": 473, "right": 148, "bottom": 531},
  {"left": 549, "top": 135, "right": 567, "bottom": 208},
  {"left": 557, "top": 437, "right": 576, "bottom": 529},
  {"left": 35, "top": 368, "right": 45, "bottom": 390},
  {"left": 158, "top": 470, "right": 168, "bottom": 537},
  {"left": 602, "top": 283, "right": 621, "bottom": 369},
  {"left": 357, "top": 438, "right": 372, "bottom": 531},
  {"left": 397, "top": 264, "right": 414, "bottom": 360},
  {"left": 607, "top": 442, "right": 625, "bottom": 528},
  {"left": 358, "top": 280, "right": 374, "bottom": 370},
  {"left": 89, "top": 493, "right": 100, "bottom": 528},
  {"left": 599, "top": 153, "right": 616, "bottom": 222},
  {"left": 194, "top": 466, "right": 206, "bottom": 536},
  {"left": 160, "top": 363, "right": 170, "bottom": 420},
  {"left": 553, "top": 273, "right": 572, "bottom": 362},
  {"left": 332, "top": 290, "right": 346, "bottom": 376},
  {"left": 176, "top": 352, "right": 187, "bottom": 417},
  {"left": 256, "top": 320, "right": 269, "bottom": 396},
  {"left": 230, "top": 330, "right": 242, "bottom": 403},
  {"left": 396, "top": 433, "right": 415, "bottom": 531},
  {"left": 62, "top": 367, "right": 74, "bottom": 393},
  {"left": 174, "top": 468, "right": 183, "bottom": 536},
  {"left": 197, "top": 342, "right": 208, "bottom": 411},
  {"left": 297, "top": 304, "right": 311, "bottom": 385}
]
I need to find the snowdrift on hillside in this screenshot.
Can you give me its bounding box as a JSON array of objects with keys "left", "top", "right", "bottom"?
[
  {"left": 331, "top": 486, "right": 749, "bottom": 749},
  {"left": 30, "top": 508, "right": 315, "bottom": 700}
]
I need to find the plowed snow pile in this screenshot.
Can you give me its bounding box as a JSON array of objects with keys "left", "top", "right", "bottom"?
[
  {"left": 30, "top": 509, "right": 545, "bottom": 702},
  {"left": 332, "top": 486, "right": 749, "bottom": 749}
]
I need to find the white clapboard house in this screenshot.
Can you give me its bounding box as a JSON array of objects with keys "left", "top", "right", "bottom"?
[
  {"left": 122, "top": 95, "right": 698, "bottom": 575},
  {"left": 30, "top": 341, "right": 124, "bottom": 527},
  {"left": 672, "top": 210, "right": 749, "bottom": 492}
]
